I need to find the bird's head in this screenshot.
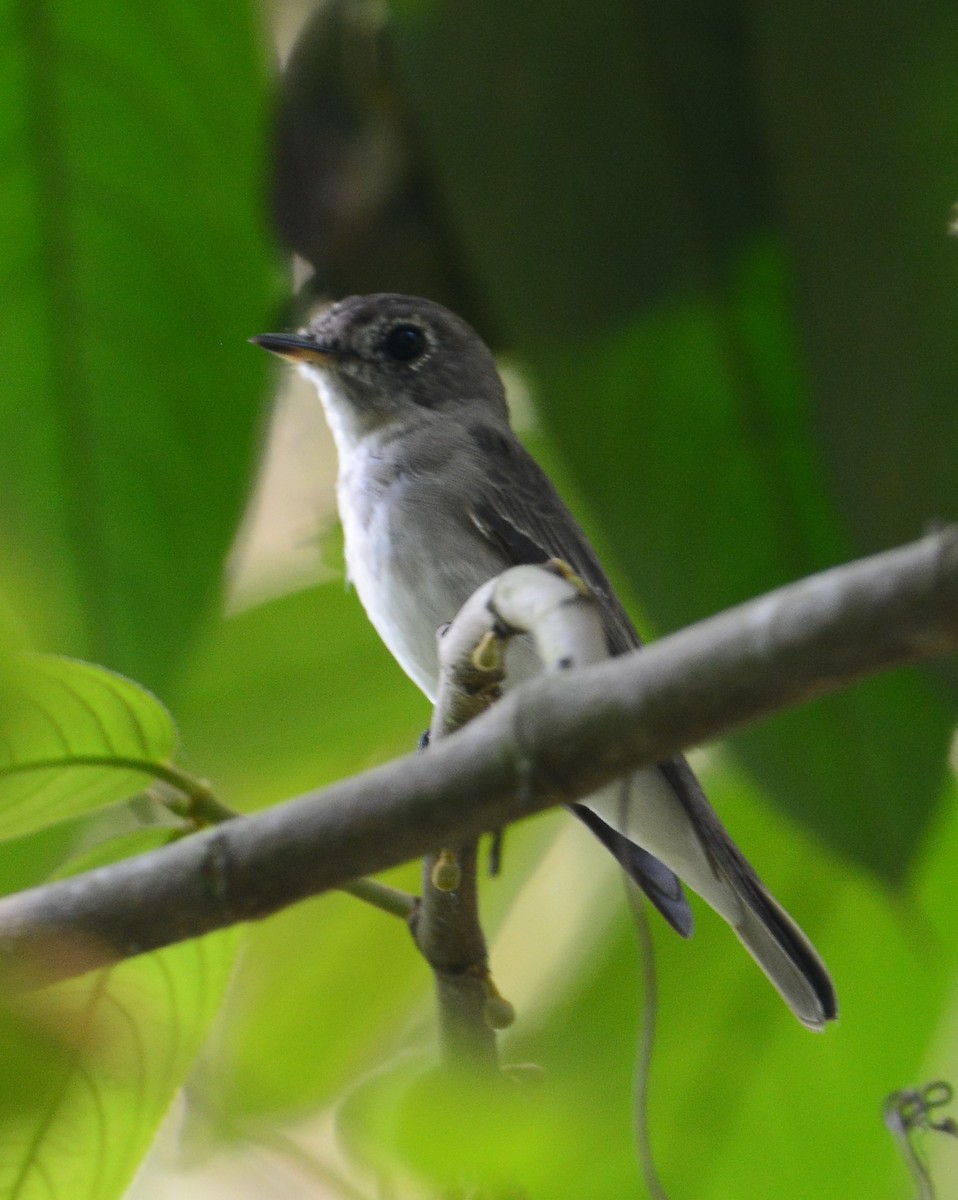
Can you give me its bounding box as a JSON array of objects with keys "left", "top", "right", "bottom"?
[{"left": 252, "top": 294, "right": 508, "bottom": 443}]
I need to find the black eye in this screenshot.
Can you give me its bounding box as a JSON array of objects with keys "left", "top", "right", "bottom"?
[{"left": 382, "top": 323, "right": 427, "bottom": 363}]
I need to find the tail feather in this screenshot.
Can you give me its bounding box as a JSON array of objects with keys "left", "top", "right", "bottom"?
[
  {"left": 579, "top": 756, "right": 838, "bottom": 1029},
  {"left": 731, "top": 881, "right": 838, "bottom": 1031},
  {"left": 570, "top": 802, "right": 694, "bottom": 938}
]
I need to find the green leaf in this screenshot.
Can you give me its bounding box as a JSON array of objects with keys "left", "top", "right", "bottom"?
[
  {"left": 0, "top": 819, "right": 90, "bottom": 899},
  {"left": 0, "top": 808, "right": 240, "bottom": 1200},
  {"left": 0, "top": 0, "right": 280, "bottom": 691},
  {"left": 754, "top": 4, "right": 958, "bottom": 564},
  {"left": 0, "top": 929, "right": 239, "bottom": 1200},
  {"left": 391, "top": 0, "right": 762, "bottom": 345},
  {"left": 0, "top": 655, "right": 178, "bottom": 840}
]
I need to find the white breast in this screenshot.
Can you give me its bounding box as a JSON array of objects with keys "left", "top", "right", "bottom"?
[
  {"left": 336, "top": 449, "right": 446, "bottom": 701},
  {"left": 312, "top": 367, "right": 535, "bottom": 704}
]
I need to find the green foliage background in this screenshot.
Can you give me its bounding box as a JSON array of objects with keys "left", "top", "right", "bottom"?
[{"left": 0, "top": 0, "right": 956, "bottom": 1197}]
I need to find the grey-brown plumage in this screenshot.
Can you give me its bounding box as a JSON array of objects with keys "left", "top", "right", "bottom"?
[{"left": 253, "top": 293, "right": 838, "bottom": 1030}]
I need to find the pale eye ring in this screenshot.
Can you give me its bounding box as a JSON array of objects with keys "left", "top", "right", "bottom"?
[{"left": 382, "top": 323, "right": 427, "bottom": 363}]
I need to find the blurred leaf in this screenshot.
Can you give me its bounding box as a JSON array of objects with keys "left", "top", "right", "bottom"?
[
  {"left": 339, "top": 1050, "right": 617, "bottom": 1199},
  {"left": 752, "top": 4, "right": 958, "bottom": 557},
  {"left": 175, "top": 581, "right": 429, "bottom": 810},
  {"left": 207, "top": 888, "right": 426, "bottom": 1120},
  {"left": 533, "top": 245, "right": 845, "bottom": 623},
  {"left": 754, "top": 2, "right": 958, "bottom": 717},
  {"left": 390, "top": 0, "right": 751, "bottom": 343},
  {"left": 0, "top": 818, "right": 88, "bottom": 898},
  {"left": 0, "top": 1, "right": 279, "bottom": 691},
  {"left": 0, "top": 654, "right": 178, "bottom": 841},
  {"left": 0, "top": 816, "right": 240, "bottom": 1200},
  {"left": 0, "top": 939, "right": 238, "bottom": 1200},
  {"left": 271, "top": 0, "right": 484, "bottom": 325},
  {"left": 0, "top": 804, "right": 171, "bottom": 899}
]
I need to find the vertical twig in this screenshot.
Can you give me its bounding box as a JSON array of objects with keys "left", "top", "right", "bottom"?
[
  {"left": 411, "top": 621, "right": 509, "bottom": 1071},
  {"left": 418, "top": 842, "right": 497, "bottom": 1068},
  {"left": 628, "top": 886, "right": 670, "bottom": 1200}
]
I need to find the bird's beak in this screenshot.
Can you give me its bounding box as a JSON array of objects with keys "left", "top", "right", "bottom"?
[{"left": 249, "top": 332, "right": 337, "bottom": 364}]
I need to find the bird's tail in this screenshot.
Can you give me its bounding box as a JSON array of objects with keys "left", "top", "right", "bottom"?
[
  {"left": 724, "top": 860, "right": 837, "bottom": 1031},
  {"left": 579, "top": 756, "right": 838, "bottom": 1030}
]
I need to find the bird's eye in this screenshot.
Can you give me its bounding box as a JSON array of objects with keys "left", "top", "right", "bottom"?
[{"left": 382, "top": 323, "right": 427, "bottom": 363}]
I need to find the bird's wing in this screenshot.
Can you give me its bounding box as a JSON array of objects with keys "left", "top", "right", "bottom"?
[
  {"left": 464, "top": 422, "right": 695, "bottom": 935},
  {"left": 465, "top": 422, "right": 638, "bottom": 657},
  {"left": 461, "top": 425, "right": 838, "bottom": 1028}
]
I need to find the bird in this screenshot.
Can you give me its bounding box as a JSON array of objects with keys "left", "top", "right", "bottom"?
[{"left": 252, "top": 292, "right": 837, "bottom": 1030}]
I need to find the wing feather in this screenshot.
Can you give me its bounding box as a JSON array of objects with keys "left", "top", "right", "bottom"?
[{"left": 466, "top": 423, "right": 637, "bottom": 656}]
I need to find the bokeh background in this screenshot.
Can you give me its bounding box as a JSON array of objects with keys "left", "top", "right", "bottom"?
[{"left": 1, "top": 0, "right": 958, "bottom": 1196}]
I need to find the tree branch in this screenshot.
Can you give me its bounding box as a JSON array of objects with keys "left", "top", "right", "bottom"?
[{"left": 1, "top": 529, "right": 956, "bottom": 989}]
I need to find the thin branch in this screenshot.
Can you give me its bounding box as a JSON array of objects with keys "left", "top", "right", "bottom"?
[
  {"left": 338, "top": 878, "right": 418, "bottom": 920},
  {"left": 629, "top": 888, "right": 670, "bottom": 1200},
  {"left": 0, "top": 529, "right": 955, "bottom": 989},
  {"left": 414, "top": 609, "right": 506, "bottom": 1070},
  {"left": 0, "top": 755, "right": 224, "bottom": 816},
  {"left": 418, "top": 841, "right": 498, "bottom": 1068}
]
